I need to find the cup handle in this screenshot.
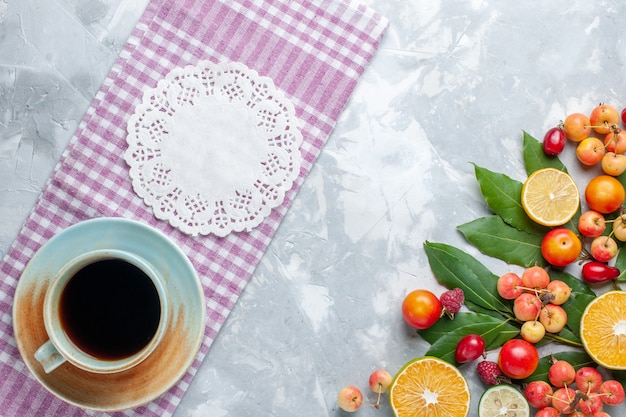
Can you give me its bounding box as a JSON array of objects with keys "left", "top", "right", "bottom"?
[{"left": 34, "top": 340, "right": 67, "bottom": 373}]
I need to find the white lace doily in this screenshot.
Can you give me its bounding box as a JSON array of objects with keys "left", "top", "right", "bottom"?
[{"left": 125, "top": 61, "right": 303, "bottom": 237}]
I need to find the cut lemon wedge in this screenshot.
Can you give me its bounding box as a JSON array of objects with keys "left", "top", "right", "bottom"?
[
  {"left": 478, "top": 384, "right": 530, "bottom": 417},
  {"left": 521, "top": 168, "right": 579, "bottom": 226},
  {"left": 580, "top": 291, "right": 626, "bottom": 370},
  {"left": 389, "top": 356, "right": 470, "bottom": 417}
]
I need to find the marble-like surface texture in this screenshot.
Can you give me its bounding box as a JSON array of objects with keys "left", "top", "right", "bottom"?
[{"left": 2, "top": 0, "right": 626, "bottom": 416}]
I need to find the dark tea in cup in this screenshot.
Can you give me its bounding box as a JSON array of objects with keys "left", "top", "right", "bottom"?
[
  {"left": 60, "top": 258, "right": 161, "bottom": 360},
  {"left": 35, "top": 249, "right": 169, "bottom": 374}
]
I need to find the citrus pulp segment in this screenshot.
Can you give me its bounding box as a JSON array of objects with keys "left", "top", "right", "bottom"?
[
  {"left": 580, "top": 291, "right": 626, "bottom": 370},
  {"left": 521, "top": 168, "right": 579, "bottom": 227},
  {"left": 389, "top": 356, "right": 470, "bottom": 417},
  {"left": 478, "top": 384, "right": 530, "bottom": 417}
]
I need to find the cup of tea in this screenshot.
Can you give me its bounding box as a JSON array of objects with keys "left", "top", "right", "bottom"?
[{"left": 34, "top": 249, "right": 169, "bottom": 374}]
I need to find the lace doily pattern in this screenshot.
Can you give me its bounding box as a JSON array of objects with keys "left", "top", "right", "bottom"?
[{"left": 125, "top": 61, "right": 303, "bottom": 237}]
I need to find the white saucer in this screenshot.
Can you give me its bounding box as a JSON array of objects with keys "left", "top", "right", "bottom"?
[{"left": 13, "top": 217, "right": 206, "bottom": 411}]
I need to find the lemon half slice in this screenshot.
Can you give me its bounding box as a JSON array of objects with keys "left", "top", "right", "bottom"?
[{"left": 521, "top": 168, "right": 579, "bottom": 226}]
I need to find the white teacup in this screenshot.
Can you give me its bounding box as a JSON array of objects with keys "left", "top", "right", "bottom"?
[{"left": 34, "top": 249, "right": 169, "bottom": 374}]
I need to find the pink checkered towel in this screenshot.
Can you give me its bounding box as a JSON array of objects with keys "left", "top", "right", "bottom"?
[{"left": 0, "top": 0, "right": 387, "bottom": 416}]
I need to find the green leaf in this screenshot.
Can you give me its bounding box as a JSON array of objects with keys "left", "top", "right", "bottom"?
[
  {"left": 522, "top": 130, "right": 568, "bottom": 175},
  {"left": 615, "top": 246, "right": 626, "bottom": 282},
  {"left": 464, "top": 299, "right": 509, "bottom": 320},
  {"left": 550, "top": 326, "right": 582, "bottom": 346},
  {"left": 419, "top": 312, "right": 519, "bottom": 363},
  {"left": 522, "top": 350, "right": 594, "bottom": 383},
  {"left": 423, "top": 242, "right": 513, "bottom": 316},
  {"left": 457, "top": 216, "right": 546, "bottom": 267},
  {"left": 611, "top": 370, "right": 626, "bottom": 386},
  {"left": 548, "top": 270, "right": 596, "bottom": 339},
  {"left": 473, "top": 164, "right": 544, "bottom": 232}
]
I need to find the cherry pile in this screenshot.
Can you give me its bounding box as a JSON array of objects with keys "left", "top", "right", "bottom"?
[
  {"left": 497, "top": 266, "right": 572, "bottom": 344},
  {"left": 523, "top": 357, "right": 625, "bottom": 416},
  {"left": 544, "top": 104, "right": 626, "bottom": 284}
]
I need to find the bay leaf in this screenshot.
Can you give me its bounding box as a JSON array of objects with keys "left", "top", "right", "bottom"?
[
  {"left": 612, "top": 370, "right": 626, "bottom": 387},
  {"left": 615, "top": 245, "right": 626, "bottom": 282},
  {"left": 457, "top": 216, "right": 546, "bottom": 267},
  {"left": 473, "top": 164, "right": 544, "bottom": 233},
  {"left": 551, "top": 327, "right": 582, "bottom": 346},
  {"left": 423, "top": 241, "right": 513, "bottom": 316},
  {"left": 464, "top": 299, "right": 510, "bottom": 320}
]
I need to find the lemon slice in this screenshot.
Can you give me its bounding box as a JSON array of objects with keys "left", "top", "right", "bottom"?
[
  {"left": 521, "top": 168, "right": 579, "bottom": 226},
  {"left": 389, "top": 356, "right": 470, "bottom": 417},
  {"left": 478, "top": 384, "right": 530, "bottom": 417},
  {"left": 581, "top": 291, "right": 626, "bottom": 370}
]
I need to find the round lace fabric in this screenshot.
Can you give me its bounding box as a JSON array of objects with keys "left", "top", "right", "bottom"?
[{"left": 125, "top": 61, "right": 303, "bottom": 237}]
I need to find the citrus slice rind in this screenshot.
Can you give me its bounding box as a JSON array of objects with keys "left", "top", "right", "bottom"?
[
  {"left": 521, "top": 168, "right": 580, "bottom": 227},
  {"left": 580, "top": 291, "right": 626, "bottom": 370},
  {"left": 389, "top": 356, "right": 470, "bottom": 417},
  {"left": 478, "top": 384, "right": 530, "bottom": 417}
]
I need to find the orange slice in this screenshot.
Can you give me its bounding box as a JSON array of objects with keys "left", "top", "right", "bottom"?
[
  {"left": 389, "top": 356, "right": 470, "bottom": 417},
  {"left": 580, "top": 291, "right": 626, "bottom": 370},
  {"left": 521, "top": 168, "right": 579, "bottom": 226}
]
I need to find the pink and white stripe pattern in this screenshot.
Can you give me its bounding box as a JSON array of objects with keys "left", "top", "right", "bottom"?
[{"left": 0, "top": 0, "right": 388, "bottom": 415}]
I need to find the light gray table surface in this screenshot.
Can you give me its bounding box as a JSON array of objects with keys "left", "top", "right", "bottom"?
[{"left": 2, "top": 1, "right": 626, "bottom": 416}]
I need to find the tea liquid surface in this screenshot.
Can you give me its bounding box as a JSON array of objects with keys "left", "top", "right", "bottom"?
[{"left": 60, "top": 259, "right": 161, "bottom": 360}]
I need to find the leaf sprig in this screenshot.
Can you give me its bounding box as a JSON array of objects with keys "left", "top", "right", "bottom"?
[{"left": 418, "top": 132, "right": 607, "bottom": 378}]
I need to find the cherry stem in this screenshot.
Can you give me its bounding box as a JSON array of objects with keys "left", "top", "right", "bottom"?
[
  {"left": 375, "top": 384, "right": 383, "bottom": 408},
  {"left": 515, "top": 285, "right": 549, "bottom": 295},
  {"left": 547, "top": 393, "right": 571, "bottom": 405},
  {"left": 363, "top": 385, "right": 385, "bottom": 409},
  {"left": 585, "top": 122, "right": 620, "bottom": 132}
]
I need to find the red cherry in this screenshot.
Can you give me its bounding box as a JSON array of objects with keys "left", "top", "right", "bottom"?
[
  {"left": 498, "top": 339, "right": 539, "bottom": 379},
  {"left": 543, "top": 127, "right": 566, "bottom": 156},
  {"left": 455, "top": 334, "right": 485, "bottom": 363},
  {"left": 621, "top": 107, "right": 626, "bottom": 125},
  {"left": 582, "top": 261, "right": 620, "bottom": 283}
]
